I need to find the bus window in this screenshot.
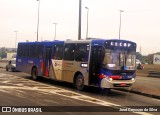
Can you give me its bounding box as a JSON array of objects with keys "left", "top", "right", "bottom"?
[
  {"left": 36, "top": 44, "right": 44, "bottom": 58},
  {"left": 75, "top": 44, "right": 89, "bottom": 62},
  {"left": 17, "top": 44, "right": 23, "bottom": 57},
  {"left": 63, "top": 44, "right": 75, "bottom": 61},
  {"left": 29, "top": 44, "right": 36, "bottom": 58},
  {"left": 23, "top": 45, "right": 29, "bottom": 57},
  {"left": 53, "top": 44, "right": 63, "bottom": 60}
]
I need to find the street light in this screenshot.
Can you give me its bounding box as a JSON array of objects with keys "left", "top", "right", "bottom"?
[
  {"left": 85, "top": 7, "right": 89, "bottom": 39},
  {"left": 53, "top": 23, "right": 57, "bottom": 40},
  {"left": 36, "top": 0, "right": 40, "bottom": 41},
  {"left": 119, "top": 10, "right": 124, "bottom": 40},
  {"left": 78, "top": 0, "right": 82, "bottom": 40},
  {"left": 14, "top": 31, "right": 18, "bottom": 51}
]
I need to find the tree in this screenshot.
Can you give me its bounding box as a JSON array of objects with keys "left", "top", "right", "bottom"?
[
  {"left": 0, "top": 47, "right": 7, "bottom": 59},
  {"left": 136, "top": 52, "right": 143, "bottom": 62}
]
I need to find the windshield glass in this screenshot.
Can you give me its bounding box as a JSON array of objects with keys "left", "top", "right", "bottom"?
[{"left": 102, "top": 49, "right": 136, "bottom": 70}]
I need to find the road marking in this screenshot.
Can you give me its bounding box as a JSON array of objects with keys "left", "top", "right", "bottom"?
[
  {"left": 152, "top": 98, "right": 160, "bottom": 102},
  {"left": 0, "top": 73, "right": 7, "bottom": 77},
  {"left": 0, "top": 73, "right": 153, "bottom": 115}
]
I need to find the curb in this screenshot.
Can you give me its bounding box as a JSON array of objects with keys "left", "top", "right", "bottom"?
[{"left": 117, "top": 89, "right": 160, "bottom": 100}]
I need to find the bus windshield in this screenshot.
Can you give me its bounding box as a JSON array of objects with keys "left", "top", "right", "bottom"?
[{"left": 102, "top": 49, "right": 136, "bottom": 70}]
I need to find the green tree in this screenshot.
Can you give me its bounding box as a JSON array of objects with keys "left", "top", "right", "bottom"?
[
  {"left": 136, "top": 52, "right": 143, "bottom": 62},
  {"left": 0, "top": 47, "right": 7, "bottom": 59}
]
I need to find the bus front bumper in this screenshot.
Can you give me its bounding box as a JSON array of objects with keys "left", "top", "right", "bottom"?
[{"left": 100, "top": 78, "right": 136, "bottom": 89}]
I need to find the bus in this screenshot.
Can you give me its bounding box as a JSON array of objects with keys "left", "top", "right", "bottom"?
[{"left": 16, "top": 39, "right": 137, "bottom": 91}]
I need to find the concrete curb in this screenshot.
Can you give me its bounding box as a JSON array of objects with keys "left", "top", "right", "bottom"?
[{"left": 117, "top": 89, "right": 160, "bottom": 100}]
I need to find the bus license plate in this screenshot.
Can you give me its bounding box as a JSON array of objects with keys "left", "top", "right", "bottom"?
[{"left": 121, "top": 83, "right": 126, "bottom": 86}]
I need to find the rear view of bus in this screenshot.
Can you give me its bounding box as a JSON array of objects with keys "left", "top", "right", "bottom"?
[{"left": 99, "top": 40, "right": 137, "bottom": 89}]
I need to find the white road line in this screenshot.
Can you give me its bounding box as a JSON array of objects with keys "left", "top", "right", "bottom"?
[
  {"left": 0, "top": 73, "right": 7, "bottom": 77},
  {"left": 152, "top": 99, "right": 160, "bottom": 102}
]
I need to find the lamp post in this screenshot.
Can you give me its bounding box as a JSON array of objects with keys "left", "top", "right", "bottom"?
[
  {"left": 78, "top": 0, "right": 82, "bottom": 40},
  {"left": 85, "top": 7, "right": 89, "bottom": 39},
  {"left": 14, "top": 31, "right": 18, "bottom": 51},
  {"left": 119, "top": 10, "right": 124, "bottom": 40},
  {"left": 53, "top": 23, "right": 57, "bottom": 40},
  {"left": 36, "top": 0, "right": 40, "bottom": 41}
]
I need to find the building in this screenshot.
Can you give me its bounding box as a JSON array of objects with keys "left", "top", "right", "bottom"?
[
  {"left": 6, "top": 52, "right": 16, "bottom": 60},
  {"left": 153, "top": 55, "right": 160, "bottom": 65}
]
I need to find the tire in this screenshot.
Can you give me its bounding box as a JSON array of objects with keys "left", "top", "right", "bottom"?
[
  {"left": 31, "top": 67, "right": 38, "bottom": 80},
  {"left": 6, "top": 67, "right": 8, "bottom": 71},
  {"left": 75, "top": 74, "right": 84, "bottom": 91}
]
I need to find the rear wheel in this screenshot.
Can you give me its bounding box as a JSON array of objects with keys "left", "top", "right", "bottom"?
[
  {"left": 75, "top": 74, "right": 84, "bottom": 91},
  {"left": 31, "top": 67, "right": 38, "bottom": 80},
  {"left": 6, "top": 67, "right": 8, "bottom": 71}
]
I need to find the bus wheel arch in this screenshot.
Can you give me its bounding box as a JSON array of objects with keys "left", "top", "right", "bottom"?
[
  {"left": 73, "top": 72, "right": 84, "bottom": 91},
  {"left": 31, "top": 66, "right": 38, "bottom": 80}
]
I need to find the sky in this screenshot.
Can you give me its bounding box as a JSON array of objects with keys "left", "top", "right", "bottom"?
[{"left": 0, "top": 0, "right": 160, "bottom": 55}]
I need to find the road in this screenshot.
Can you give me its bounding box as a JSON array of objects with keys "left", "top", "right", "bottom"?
[{"left": 0, "top": 68, "right": 159, "bottom": 115}]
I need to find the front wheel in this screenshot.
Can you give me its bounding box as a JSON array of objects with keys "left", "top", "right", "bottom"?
[
  {"left": 31, "top": 67, "right": 38, "bottom": 80},
  {"left": 75, "top": 74, "right": 84, "bottom": 91}
]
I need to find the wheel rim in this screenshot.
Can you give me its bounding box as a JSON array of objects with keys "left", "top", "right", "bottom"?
[
  {"left": 76, "top": 75, "right": 84, "bottom": 90},
  {"left": 77, "top": 77, "right": 83, "bottom": 87}
]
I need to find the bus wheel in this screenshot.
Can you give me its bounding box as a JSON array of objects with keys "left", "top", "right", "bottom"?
[
  {"left": 31, "top": 67, "right": 38, "bottom": 80},
  {"left": 75, "top": 74, "right": 84, "bottom": 91},
  {"left": 6, "top": 67, "right": 8, "bottom": 71}
]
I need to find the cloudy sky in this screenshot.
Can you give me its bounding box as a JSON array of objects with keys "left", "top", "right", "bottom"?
[{"left": 0, "top": 0, "right": 160, "bottom": 55}]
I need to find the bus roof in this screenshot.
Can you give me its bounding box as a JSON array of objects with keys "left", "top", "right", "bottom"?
[
  {"left": 64, "top": 38, "right": 136, "bottom": 44},
  {"left": 18, "top": 40, "right": 64, "bottom": 45},
  {"left": 18, "top": 38, "right": 136, "bottom": 45}
]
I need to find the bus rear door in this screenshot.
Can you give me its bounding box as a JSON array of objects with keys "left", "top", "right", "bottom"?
[{"left": 43, "top": 46, "right": 52, "bottom": 77}]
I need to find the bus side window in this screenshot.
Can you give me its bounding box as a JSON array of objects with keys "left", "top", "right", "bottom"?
[
  {"left": 75, "top": 44, "right": 89, "bottom": 62},
  {"left": 53, "top": 44, "right": 63, "bottom": 60},
  {"left": 29, "top": 44, "right": 36, "bottom": 58},
  {"left": 63, "top": 44, "right": 75, "bottom": 61},
  {"left": 36, "top": 45, "right": 44, "bottom": 58},
  {"left": 23, "top": 45, "right": 29, "bottom": 57},
  {"left": 17, "top": 44, "right": 23, "bottom": 57}
]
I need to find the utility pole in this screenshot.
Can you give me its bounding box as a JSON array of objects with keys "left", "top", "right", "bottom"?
[
  {"left": 36, "top": 0, "right": 40, "bottom": 41},
  {"left": 119, "top": 10, "right": 124, "bottom": 40},
  {"left": 78, "top": 0, "right": 82, "bottom": 40}
]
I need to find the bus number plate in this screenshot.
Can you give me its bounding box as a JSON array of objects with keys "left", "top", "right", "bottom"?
[{"left": 120, "top": 83, "right": 126, "bottom": 86}]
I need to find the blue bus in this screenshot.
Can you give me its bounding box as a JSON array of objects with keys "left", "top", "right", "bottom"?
[{"left": 16, "top": 39, "right": 137, "bottom": 91}]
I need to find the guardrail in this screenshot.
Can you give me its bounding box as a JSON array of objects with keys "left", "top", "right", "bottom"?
[{"left": 148, "top": 70, "right": 160, "bottom": 78}]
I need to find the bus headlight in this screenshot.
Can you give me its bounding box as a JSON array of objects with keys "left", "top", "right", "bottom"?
[
  {"left": 131, "top": 78, "right": 135, "bottom": 81},
  {"left": 109, "top": 78, "right": 113, "bottom": 81}
]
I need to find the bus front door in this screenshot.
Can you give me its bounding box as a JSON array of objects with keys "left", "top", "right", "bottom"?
[
  {"left": 44, "top": 46, "right": 52, "bottom": 77},
  {"left": 89, "top": 46, "right": 104, "bottom": 85}
]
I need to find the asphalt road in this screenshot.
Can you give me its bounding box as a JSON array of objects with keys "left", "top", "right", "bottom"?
[{"left": 0, "top": 68, "right": 159, "bottom": 115}]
